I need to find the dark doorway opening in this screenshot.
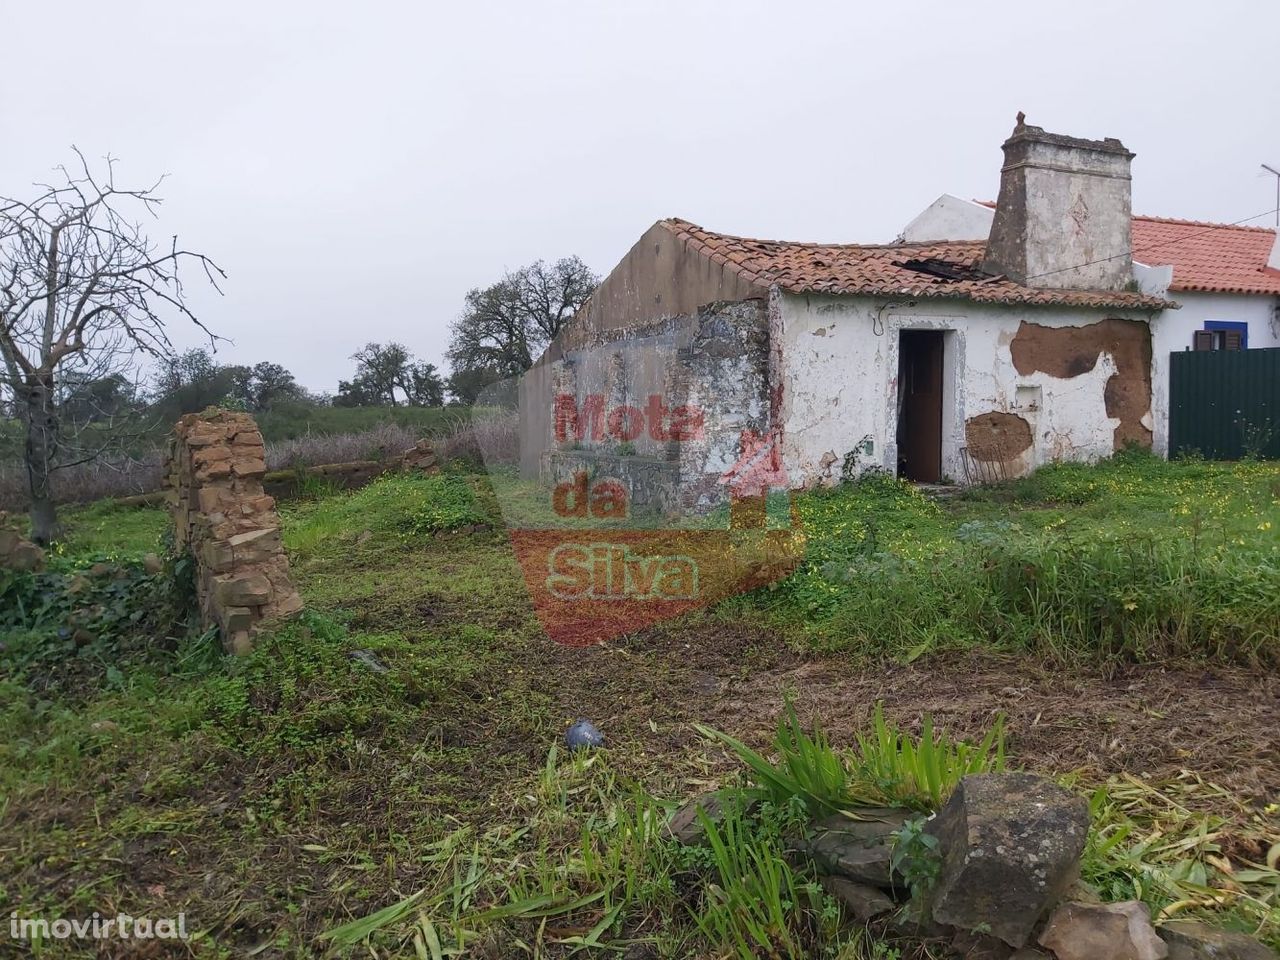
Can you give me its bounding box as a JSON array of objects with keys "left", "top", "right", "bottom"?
[{"left": 896, "top": 330, "right": 944, "bottom": 483}]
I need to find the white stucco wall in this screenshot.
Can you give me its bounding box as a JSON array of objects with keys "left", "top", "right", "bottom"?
[
  {"left": 898, "top": 194, "right": 993, "bottom": 242},
  {"left": 1149, "top": 290, "right": 1280, "bottom": 454},
  {"left": 775, "top": 292, "right": 1154, "bottom": 486}
]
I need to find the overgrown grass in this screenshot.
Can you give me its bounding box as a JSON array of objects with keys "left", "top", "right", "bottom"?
[
  {"left": 0, "top": 405, "right": 492, "bottom": 511},
  {"left": 754, "top": 453, "right": 1280, "bottom": 664},
  {"left": 51, "top": 498, "right": 169, "bottom": 559},
  {"left": 1078, "top": 772, "right": 1280, "bottom": 943},
  {"left": 698, "top": 700, "right": 1006, "bottom": 817},
  {"left": 282, "top": 470, "right": 491, "bottom": 555},
  {"left": 4, "top": 454, "right": 1278, "bottom": 956}
]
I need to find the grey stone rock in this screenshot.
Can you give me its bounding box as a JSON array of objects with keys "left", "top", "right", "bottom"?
[
  {"left": 1038, "top": 900, "right": 1168, "bottom": 960},
  {"left": 925, "top": 772, "right": 1089, "bottom": 947},
  {"left": 884, "top": 894, "right": 953, "bottom": 940},
  {"left": 663, "top": 789, "right": 757, "bottom": 846},
  {"left": 1159, "top": 919, "right": 1277, "bottom": 960},
  {"left": 813, "top": 807, "right": 914, "bottom": 844},
  {"left": 798, "top": 814, "right": 897, "bottom": 888},
  {"left": 348, "top": 649, "right": 388, "bottom": 673},
  {"left": 10, "top": 541, "right": 46, "bottom": 572},
  {"left": 819, "top": 875, "right": 895, "bottom": 921},
  {"left": 953, "top": 928, "right": 1017, "bottom": 960},
  {"left": 564, "top": 718, "right": 604, "bottom": 750}
]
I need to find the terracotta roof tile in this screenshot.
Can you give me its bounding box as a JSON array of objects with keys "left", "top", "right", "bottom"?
[
  {"left": 1131, "top": 216, "right": 1280, "bottom": 295},
  {"left": 972, "top": 202, "right": 1280, "bottom": 295},
  {"left": 662, "top": 218, "right": 1174, "bottom": 311}
]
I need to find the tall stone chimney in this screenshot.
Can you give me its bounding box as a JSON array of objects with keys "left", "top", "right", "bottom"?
[{"left": 983, "top": 116, "right": 1135, "bottom": 291}]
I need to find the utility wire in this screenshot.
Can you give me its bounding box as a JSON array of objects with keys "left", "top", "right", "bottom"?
[{"left": 1021, "top": 207, "right": 1280, "bottom": 282}]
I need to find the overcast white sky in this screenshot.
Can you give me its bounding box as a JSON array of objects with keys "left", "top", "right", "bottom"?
[{"left": 5, "top": 0, "right": 1279, "bottom": 391}]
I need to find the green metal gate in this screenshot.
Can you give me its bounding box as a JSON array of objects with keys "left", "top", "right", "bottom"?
[{"left": 1168, "top": 348, "right": 1280, "bottom": 459}]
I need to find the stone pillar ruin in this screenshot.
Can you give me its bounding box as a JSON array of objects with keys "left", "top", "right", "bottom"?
[
  {"left": 164, "top": 409, "right": 303, "bottom": 653},
  {"left": 0, "top": 511, "right": 45, "bottom": 571}
]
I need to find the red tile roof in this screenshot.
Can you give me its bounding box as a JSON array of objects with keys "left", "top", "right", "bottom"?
[
  {"left": 971, "top": 201, "right": 1280, "bottom": 295},
  {"left": 1131, "top": 216, "right": 1280, "bottom": 295},
  {"left": 661, "top": 219, "right": 1174, "bottom": 311}
]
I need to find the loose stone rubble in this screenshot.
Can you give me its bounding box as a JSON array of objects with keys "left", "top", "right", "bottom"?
[
  {"left": 1039, "top": 900, "right": 1168, "bottom": 960},
  {"left": 797, "top": 809, "right": 906, "bottom": 887},
  {"left": 400, "top": 439, "right": 440, "bottom": 473},
  {"left": 662, "top": 789, "right": 759, "bottom": 846},
  {"left": 925, "top": 772, "right": 1089, "bottom": 947},
  {"left": 665, "top": 772, "right": 1279, "bottom": 960},
  {"left": 1159, "top": 920, "right": 1277, "bottom": 960},
  {"left": 0, "top": 510, "right": 45, "bottom": 571},
  {"left": 165, "top": 409, "right": 303, "bottom": 653}
]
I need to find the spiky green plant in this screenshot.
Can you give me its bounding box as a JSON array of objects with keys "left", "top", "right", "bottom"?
[
  {"left": 690, "top": 807, "right": 814, "bottom": 960},
  {"left": 851, "top": 702, "right": 1006, "bottom": 810},
  {"left": 695, "top": 697, "right": 872, "bottom": 817}
]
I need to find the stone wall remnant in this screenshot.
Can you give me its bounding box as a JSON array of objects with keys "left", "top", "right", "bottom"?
[
  {"left": 0, "top": 511, "right": 45, "bottom": 571},
  {"left": 399, "top": 439, "right": 440, "bottom": 473},
  {"left": 664, "top": 771, "right": 1277, "bottom": 959},
  {"left": 165, "top": 409, "right": 302, "bottom": 653}
]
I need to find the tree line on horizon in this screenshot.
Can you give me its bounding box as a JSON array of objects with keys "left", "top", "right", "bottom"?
[
  {"left": 0, "top": 149, "right": 599, "bottom": 539},
  {"left": 1, "top": 254, "right": 601, "bottom": 420}
]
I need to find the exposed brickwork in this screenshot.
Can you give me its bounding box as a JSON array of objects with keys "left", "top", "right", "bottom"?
[{"left": 165, "top": 409, "right": 302, "bottom": 654}]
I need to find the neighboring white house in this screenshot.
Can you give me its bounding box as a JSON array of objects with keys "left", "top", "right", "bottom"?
[
  {"left": 520, "top": 118, "right": 1280, "bottom": 503},
  {"left": 901, "top": 195, "right": 1280, "bottom": 455}
]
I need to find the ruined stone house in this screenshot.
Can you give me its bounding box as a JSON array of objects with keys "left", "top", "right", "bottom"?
[{"left": 518, "top": 118, "right": 1280, "bottom": 507}]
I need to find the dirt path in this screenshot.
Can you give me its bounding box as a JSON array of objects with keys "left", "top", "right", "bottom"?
[{"left": 529, "top": 620, "right": 1280, "bottom": 804}]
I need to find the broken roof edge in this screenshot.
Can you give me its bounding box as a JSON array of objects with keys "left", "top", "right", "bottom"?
[
  {"left": 773, "top": 280, "right": 1177, "bottom": 312},
  {"left": 660, "top": 217, "right": 1177, "bottom": 312},
  {"left": 661, "top": 216, "right": 976, "bottom": 253}
]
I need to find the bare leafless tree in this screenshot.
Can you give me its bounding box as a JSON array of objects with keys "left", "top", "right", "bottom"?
[{"left": 0, "top": 149, "right": 224, "bottom": 542}]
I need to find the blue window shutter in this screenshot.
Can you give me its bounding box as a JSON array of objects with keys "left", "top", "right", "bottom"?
[{"left": 1203, "top": 320, "right": 1249, "bottom": 349}]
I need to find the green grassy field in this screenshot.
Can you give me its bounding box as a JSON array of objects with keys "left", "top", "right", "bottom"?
[
  {"left": 254, "top": 402, "right": 478, "bottom": 443},
  {"left": 1, "top": 456, "right": 1277, "bottom": 957}
]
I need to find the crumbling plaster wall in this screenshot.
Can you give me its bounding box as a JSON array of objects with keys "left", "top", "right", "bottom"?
[
  {"left": 983, "top": 126, "right": 1135, "bottom": 291},
  {"left": 775, "top": 292, "right": 1154, "bottom": 486},
  {"left": 534, "top": 298, "right": 771, "bottom": 512},
  {"left": 1149, "top": 291, "right": 1280, "bottom": 455},
  {"left": 520, "top": 222, "right": 767, "bottom": 479}
]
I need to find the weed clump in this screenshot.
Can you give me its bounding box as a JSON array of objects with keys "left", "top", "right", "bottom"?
[{"left": 769, "top": 456, "right": 1280, "bottom": 664}]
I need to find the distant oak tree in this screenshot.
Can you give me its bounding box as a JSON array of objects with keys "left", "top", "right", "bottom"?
[
  {"left": 336, "top": 341, "right": 443, "bottom": 407},
  {"left": 446, "top": 257, "right": 597, "bottom": 401},
  {"left": 0, "top": 150, "right": 222, "bottom": 541},
  {"left": 153, "top": 350, "right": 306, "bottom": 416}
]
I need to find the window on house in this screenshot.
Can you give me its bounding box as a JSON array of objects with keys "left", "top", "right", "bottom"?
[{"left": 1194, "top": 321, "right": 1248, "bottom": 351}]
